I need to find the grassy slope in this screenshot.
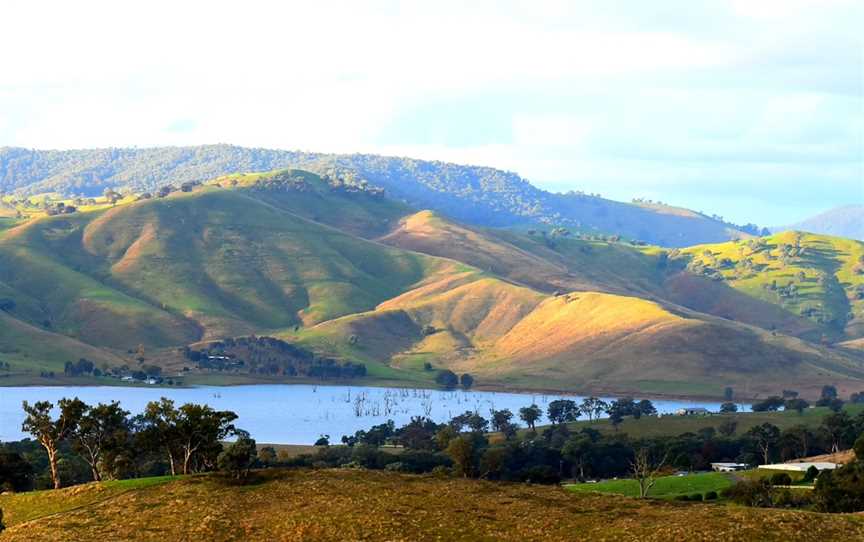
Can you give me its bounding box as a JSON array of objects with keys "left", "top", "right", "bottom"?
[
  {"left": 1, "top": 175, "right": 862, "bottom": 397},
  {"left": 0, "top": 183, "right": 457, "bottom": 363},
  {"left": 676, "top": 232, "right": 864, "bottom": 340},
  {"left": 381, "top": 210, "right": 668, "bottom": 297},
  {"left": 2, "top": 469, "right": 863, "bottom": 541},
  {"left": 566, "top": 472, "right": 734, "bottom": 499},
  {"left": 0, "top": 312, "right": 126, "bottom": 375}
]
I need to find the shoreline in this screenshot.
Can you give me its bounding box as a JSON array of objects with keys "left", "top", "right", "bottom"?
[{"left": 0, "top": 375, "right": 744, "bottom": 404}]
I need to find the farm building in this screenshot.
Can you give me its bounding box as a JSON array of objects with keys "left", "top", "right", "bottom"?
[
  {"left": 711, "top": 462, "right": 749, "bottom": 472},
  {"left": 675, "top": 407, "right": 710, "bottom": 416},
  {"left": 758, "top": 462, "right": 840, "bottom": 472}
]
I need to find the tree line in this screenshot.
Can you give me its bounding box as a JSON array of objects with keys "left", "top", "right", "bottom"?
[{"left": 2, "top": 397, "right": 254, "bottom": 491}]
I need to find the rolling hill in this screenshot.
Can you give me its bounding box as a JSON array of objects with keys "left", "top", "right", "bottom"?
[
  {"left": 4, "top": 469, "right": 862, "bottom": 541},
  {"left": 0, "top": 145, "right": 750, "bottom": 246},
  {"left": 672, "top": 232, "right": 864, "bottom": 340},
  {"left": 0, "top": 169, "right": 862, "bottom": 398}
]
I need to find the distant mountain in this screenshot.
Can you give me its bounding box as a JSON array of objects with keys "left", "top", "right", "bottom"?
[
  {"left": 775, "top": 205, "right": 864, "bottom": 241},
  {"left": 0, "top": 145, "right": 748, "bottom": 247}
]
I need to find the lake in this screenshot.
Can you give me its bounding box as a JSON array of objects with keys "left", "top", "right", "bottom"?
[{"left": 0, "top": 385, "right": 739, "bottom": 444}]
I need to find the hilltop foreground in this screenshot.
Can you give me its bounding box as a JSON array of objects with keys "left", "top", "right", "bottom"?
[{"left": 2, "top": 469, "right": 863, "bottom": 542}]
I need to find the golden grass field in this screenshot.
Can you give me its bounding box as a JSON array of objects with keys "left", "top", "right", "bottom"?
[{"left": 3, "top": 469, "right": 864, "bottom": 541}]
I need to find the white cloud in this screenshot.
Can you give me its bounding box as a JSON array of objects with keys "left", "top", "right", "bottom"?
[{"left": 0, "top": 0, "right": 860, "bottom": 224}]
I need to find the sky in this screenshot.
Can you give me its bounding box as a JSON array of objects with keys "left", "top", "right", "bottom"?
[{"left": 0, "top": 0, "right": 861, "bottom": 225}]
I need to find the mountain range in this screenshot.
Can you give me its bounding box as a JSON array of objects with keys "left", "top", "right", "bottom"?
[
  {"left": 0, "top": 145, "right": 757, "bottom": 247},
  {"left": 0, "top": 167, "right": 862, "bottom": 399}
]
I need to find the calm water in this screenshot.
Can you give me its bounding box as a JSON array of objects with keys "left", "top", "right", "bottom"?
[{"left": 0, "top": 385, "right": 737, "bottom": 444}]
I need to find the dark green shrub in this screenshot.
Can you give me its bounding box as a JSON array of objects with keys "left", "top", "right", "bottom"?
[
  {"left": 802, "top": 465, "right": 819, "bottom": 483},
  {"left": 723, "top": 479, "right": 774, "bottom": 507},
  {"left": 704, "top": 491, "right": 718, "bottom": 500},
  {"left": 690, "top": 493, "right": 704, "bottom": 501},
  {"left": 814, "top": 463, "right": 864, "bottom": 512},
  {"left": 769, "top": 472, "right": 792, "bottom": 486}
]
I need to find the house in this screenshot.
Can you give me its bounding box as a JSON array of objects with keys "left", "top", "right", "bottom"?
[
  {"left": 711, "top": 462, "right": 749, "bottom": 472},
  {"left": 758, "top": 462, "right": 840, "bottom": 473},
  {"left": 675, "top": 407, "right": 710, "bottom": 416},
  {"left": 120, "top": 375, "right": 133, "bottom": 381}
]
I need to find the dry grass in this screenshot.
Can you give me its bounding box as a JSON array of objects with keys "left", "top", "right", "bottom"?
[{"left": 2, "top": 469, "right": 864, "bottom": 541}]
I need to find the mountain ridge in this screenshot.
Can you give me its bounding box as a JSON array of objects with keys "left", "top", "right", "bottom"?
[{"left": 0, "top": 145, "right": 750, "bottom": 247}]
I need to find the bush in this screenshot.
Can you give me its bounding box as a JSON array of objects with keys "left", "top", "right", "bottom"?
[
  {"left": 690, "top": 493, "right": 704, "bottom": 501},
  {"left": 430, "top": 465, "right": 451, "bottom": 478},
  {"left": 802, "top": 465, "right": 819, "bottom": 483},
  {"left": 769, "top": 472, "right": 792, "bottom": 486},
  {"left": 520, "top": 465, "right": 560, "bottom": 485},
  {"left": 435, "top": 370, "right": 459, "bottom": 389},
  {"left": 217, "top": 433, "right": 257, "bottom": 480},
  {"left": 814, "top": 462, "right": 864, "bottom": 512},
  {"left": 704, "top": 491, "right": 718, "bottom": 501},
  {"left": 723, "top": 479, "right": 774, "bottom": 507}
]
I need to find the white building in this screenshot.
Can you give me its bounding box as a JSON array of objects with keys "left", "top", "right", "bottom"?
[
  {"left": 675, "top": 407, "right": 709, "bottom": 416},
  {"left": 711, "top": 462, "right": 748, "bottom": 472},
  {"left": 758, "top": 462, "right": 839, "bottom": 472}
]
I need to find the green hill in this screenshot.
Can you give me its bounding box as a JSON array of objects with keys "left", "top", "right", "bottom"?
[
  {"left": 673, "top": 232, "right": 864, "bottom": 340},
  {"left": 0, "top": 170, "right": 862, "bottom": 398},
  {"left": 1, "top": 469, "right": 862, "bottom": 541}
]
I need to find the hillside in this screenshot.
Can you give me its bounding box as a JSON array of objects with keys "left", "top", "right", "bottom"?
[
  {"left": 0, "top": 145, "right": 748, "bottom": 246},
  {"left": 1, "top": 469, "right": 862, "bottom": 541},
  {"left": 673, "top": 232, "right": 864, "bottom": 340},
  {"left": 775, "top": 205, "right": 864, "bottom": 241},
  {"left": 0, "top": 169, "right": 862, "bottom": 397}
]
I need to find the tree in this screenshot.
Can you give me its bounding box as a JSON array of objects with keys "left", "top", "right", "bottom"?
[
  {"left": 752, "top": 396, "right": 785, "bottom": 412},
  {"left": 718, "top": 419, "right": 738, "bottom": 437},
  {"left": 562, "top": 432, "right": 596, "bottom": 480},
  {"left": 460, "top": 373, "right": 474, "bottom": 389},
  {"left": 747, "top": 423, "right": 781, "bottom": 465},
  {"left": 519, "top": 404, "right": 542, "bottom": 431},
  {"left": 636, "top": 400, "right": 656, "bottom": 417},
  {"left": 816, "top": 385, "right": 838, "bottom": 406},
  {"left": 0, "top": 451, "right": 34, "bottom": 492},
  {"left": 724, "top": 387, "right": 734, "bottom": 401},
  {"left": 21, "top": 398, "right": 86, "bottom": 489},
  {"left": 174, "top": 403, "right": 238, "bottom": 474},
  {"left": 579, "top": 397, "right": 608, "bottom": 423},
  {"left": 446, "top": 435, "right": 477, "bottom": 478},
  {"left": 217, "top": 430, "right": 257, "bottom": 480},
  {"left": 489, "top": 409, "right": 512, "bottom": 432},
  {"left": 820, "top": 412, "right": 855, "bottom": 454},
  {"left": 783, "top": 425, "right": 814, "bottom": 459},
  {"left": 547, "top": 400, "right": 579, "bottom": 425},
  {"left": 719, "top": 402, "right": 738, "bottom": 413},
  {"left": 435, "top": 370, "right": 459, "bottom": 389},
  {"left": 784, "top": 398, "right": 809, "bottom": 415},
  {"left": 72, "top": 401, "right": 130, "bottom": 481},
  {"left": 136, "top": 398, "right": 181, "bottom": 475},
  {"left": 631, "top": 447, "right": 668, "bottom": 498}
]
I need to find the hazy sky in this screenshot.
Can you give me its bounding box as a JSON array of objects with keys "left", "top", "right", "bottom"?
[{"left": 1, "top": 1, "right": 861, "bottom": 225}]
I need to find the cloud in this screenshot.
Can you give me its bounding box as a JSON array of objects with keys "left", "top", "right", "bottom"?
[{"left": 0, "top": 0, "right": 860, "bottom": 224}]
